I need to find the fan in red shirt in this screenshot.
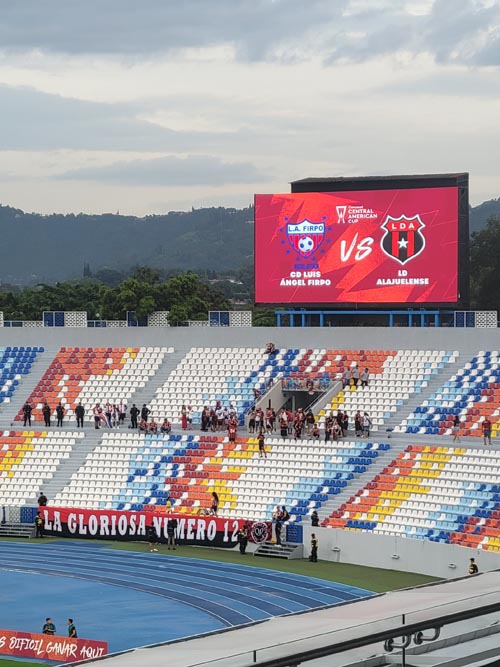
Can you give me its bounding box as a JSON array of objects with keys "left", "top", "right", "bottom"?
[
  {"left": 228, "top": 418, "right": 238, "bottom": 443},
  {"left": 482, "top": 418, "right": 492, "bottom": 446}
]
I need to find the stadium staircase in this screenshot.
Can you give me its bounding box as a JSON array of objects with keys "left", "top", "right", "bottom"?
[
  {"left": 307, "top": 380, "right": 343, "bottom": 414},
  {"left": 254, "top": 541, "right": 304, "bottom": 560},
  {"left": 384, "top": 354, "right": 466, "bottom": 433},
  {"left": 124, "top": 346, "right": 189, "bottom": 419},
  {"left": 25, "top": 429, "right": 104, "bottom": 505},
  {"left": 316, "top": 440, "right": 405, "bottom": 520},
  {"left": 0, "top": 522, "right": 34, "bottom": 538},
  {"left": 0, "top": 350, "right": 57, "bottom": 426}
]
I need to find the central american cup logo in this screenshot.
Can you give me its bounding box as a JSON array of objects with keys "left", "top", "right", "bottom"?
[
  {"left": 380, "top": 214, "right": 426, "bottom": 265},
  {"left": 336, "top": 205, "right": 347, "bottom": 223},
  {"left": 286, "top": 219, "right": 325, "bottom": 258}
]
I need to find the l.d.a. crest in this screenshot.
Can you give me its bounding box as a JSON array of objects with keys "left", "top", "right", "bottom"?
[{"left": 381, "top": 214, "right": 425, "bottom": 265}]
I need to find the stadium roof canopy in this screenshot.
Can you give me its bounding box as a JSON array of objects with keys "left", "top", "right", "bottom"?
[{"left": 290, "top": 173, "right": 469, "bottom": 192}]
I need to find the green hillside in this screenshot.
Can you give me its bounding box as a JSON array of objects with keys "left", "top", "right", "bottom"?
[
  {"left": 0, "top": 197, "right": 499, "bottom": 286},
  {"left": 0, "top": 205, "right": 254, "bottom": 285}
]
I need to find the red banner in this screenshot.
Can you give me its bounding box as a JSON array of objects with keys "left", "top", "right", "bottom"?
[
  {"left": 0, "top": 629, "right": 107, "bottom": 663},
  {"left": 40, "top": 507, "right": 271, "bottom": 547},
  {"left": 255, "top": 188, "right": 459, "bottom": 304}
]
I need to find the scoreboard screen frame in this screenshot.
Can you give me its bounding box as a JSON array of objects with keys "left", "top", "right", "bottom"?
[{"left": 254, "top": 173, "right": 469, "bottom": 309}]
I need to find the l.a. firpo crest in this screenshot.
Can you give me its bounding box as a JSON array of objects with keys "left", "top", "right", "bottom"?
[
  {"left": 287, "top": 219, "right": 325, "bottom": 258},
  {"left": 250, "top": 521, "right": 269, "bottom": 543},
  {"left": 380, "top": 214, "right": 426, "bottom": 265}
]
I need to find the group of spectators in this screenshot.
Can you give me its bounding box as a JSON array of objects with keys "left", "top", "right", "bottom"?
[
  {"left": 200, "top": 402, "right": 238, "bottom": 432},
  {"left": 325, "top": 409, "right": 373, "bottom": 440},
  {"left": 90, "top": 402, "right": 128, "bottom": 429},
  {"left": 23, "top": 401, "right": 67, "bottom": 427},
  {"left": 146, "top": 516, "right": 178, "bottom": 552},
  {"left": 248, "top": 405, "right": 372, "bottom": 441},
  {"left": 23, "top": 398, "right": 373, "bottom": 441},
  {"left": 22, "top": 399, "right": 176, "bottom": 434},
  {"left": 248, "top": 407, "right": 277, "bottom": 434},
  {"left": 342, "top": 364, "right": 370, "bottom": 389},
  {"left": 249, "top": 406, "right": 316, "bottom": 439},
  {"left": 42, "top": 617, "right": 77, "bottom": 638},
  {"left": 131, "top": 404, "right": 172, "bottom": 434}
]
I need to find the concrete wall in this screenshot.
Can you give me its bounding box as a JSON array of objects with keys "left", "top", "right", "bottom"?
[
  {"left": 0, "top": 325, "right": 499, "bottom": 354},
  {"left": 303, "top": 525, "right": 500, "bottom": 579}
]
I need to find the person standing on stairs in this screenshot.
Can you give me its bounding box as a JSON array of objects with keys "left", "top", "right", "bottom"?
[
  {"left": 452, "top": 415, "right": 461, "bottom": 443},
  {"left": 181, "top": 404, "right": 188, "bottom": 430},
  {"left": 351, "top": 364, "right": 360, "bottom": 387},
  {"left": 23, "top": 401, "right": 32, "bottom": 427},
  {"left": 75, "top": 402, "right": 85, "bottom": 428},
  {"left": 482, "top": 417, "right": 492, "bottom": 446},
  {"left": 130, "top": 404, "right": 140, "bottom": 429},
  {"left": 258, "top": 430, "right": 267, "bottom": 458},
  {"left": 56, "top": 402, "right": 65, "bottom": 427},
  {"left": 42, "top": 402, "right": 51, "bottom": 427},
  {"left": 273, "top": 506, "right": 283, "bottom": 546},
  {"left": 118, "top": 401, "right": 127, "bottom": 426}
]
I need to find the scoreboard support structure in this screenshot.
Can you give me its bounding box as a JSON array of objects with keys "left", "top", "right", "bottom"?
[
  {"left": 275, "top": 309, "right": 443, "bottom": 328},
  {"left": 275, "top": 309, "right": 498, "bottom": 328}
]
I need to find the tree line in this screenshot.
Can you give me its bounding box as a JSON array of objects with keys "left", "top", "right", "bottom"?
[
  {"left": 0, "top": 216, "right": 498, "bottom": 324},
  {"left": 470, "top": 216, "right": 500, "bottom": 311},
  {"left": 0, "top": 269, "right": 231, "bottom": 325}
]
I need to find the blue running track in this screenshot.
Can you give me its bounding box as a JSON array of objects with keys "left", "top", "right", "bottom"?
[{"left": 0, "top": 542, "right": 374, "bottom": 653}]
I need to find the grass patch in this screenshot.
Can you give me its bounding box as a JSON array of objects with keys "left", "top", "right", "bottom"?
[
  {"left": 0, "top": 537, "right": 59, "bottom": 543},
  {"left": 0, "top": 660, "right": 47, "bottom": 667}
]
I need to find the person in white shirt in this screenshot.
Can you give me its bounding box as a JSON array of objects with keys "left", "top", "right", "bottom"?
[
  {"left": 216, "top": 407, "right": 225, "bottom": 431},
  {"left": 362, "top": 412, "right": 372, "bottom": 437},
  {"left": 118, "top": 401, "right": 127, "bottom": 425}
]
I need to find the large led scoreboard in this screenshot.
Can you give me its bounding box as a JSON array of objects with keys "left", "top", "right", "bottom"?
[{"left": 254, "top": 173, "right": 469, "bottom": 307}]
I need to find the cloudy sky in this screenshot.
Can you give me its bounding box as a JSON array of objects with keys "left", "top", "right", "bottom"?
[{"left": 0, "top": 0, "right": 499, "bottom": 215}]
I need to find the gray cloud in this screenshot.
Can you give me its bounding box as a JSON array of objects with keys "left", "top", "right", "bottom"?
[
  {"left": 472, "top": 33, "right": 500, "bottom": 65},
  {"left": 0, "top": 0, "right": 344, "bottom": 60},
  {"left": 325, "top": 0, "right": 500, "bottom": 66},
  {"left": 379, "top": 69, "right": 500, "bottom": 97},
  {"left": 0, "top": 0, "right": 498, "bottom": 66},
  {"left": 54, "top": 154, "right": 268, "bottom": 186},
  {"left": 0, "top": 85, "right": 238, "bottom": 152}
]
